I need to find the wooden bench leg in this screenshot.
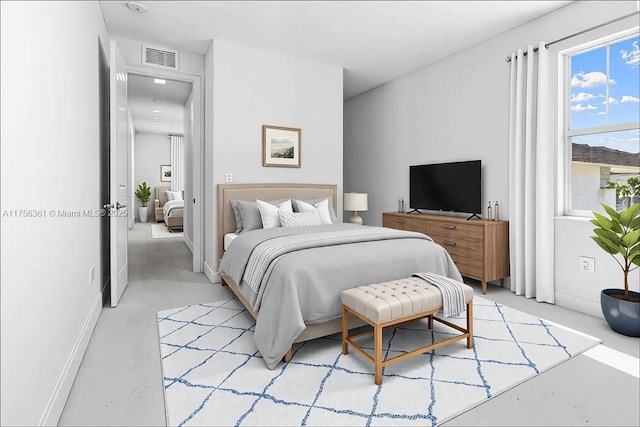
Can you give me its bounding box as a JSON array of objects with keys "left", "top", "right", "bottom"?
[
  {"left": 427, "top": 314, "right": 434, "bottom": 329},
  {"left": 467, "top": 302, "right": 474, "bottom": 349},
  {"left": 374, "top": 323, "right": 383, "bottom": 385},
  {"left": 342, "top": 305, "right": 349, "bottom": 355}
]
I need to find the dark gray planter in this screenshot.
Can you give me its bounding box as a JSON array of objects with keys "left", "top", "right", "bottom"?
[{"left": 601, "top": 289, "right": 640, "bottom": 337}]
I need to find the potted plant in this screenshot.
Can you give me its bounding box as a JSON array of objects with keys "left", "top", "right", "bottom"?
[
  {"left": 135, "top": 182, "right": 151, "bottom": 223},
  {"left": 591, "top": 203, "right": 640, "bottom": 337}
]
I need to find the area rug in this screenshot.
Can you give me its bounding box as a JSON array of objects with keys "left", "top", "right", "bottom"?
[
  {"left": 152, "top": 223, "right": 183, "bottom": 239},
  {"left": 157, "top": 296, "right": 601, "bottom": 426}
]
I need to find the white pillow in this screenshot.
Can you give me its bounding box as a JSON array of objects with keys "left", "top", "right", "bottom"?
[
  {"left": 165, "top": 191, "right": 174, "bottom": 202},
  {"left": 170, "top": 191, "right": 183, "bottom": 201},
  {"left": 256, "top": 199, "right": 293, "bottom": 228},
  {"left": 295, "top": 199, "right": 332, "bottom": 224},
  {"left": 278, "top": 211, "right": 322, "bottom": 228}
]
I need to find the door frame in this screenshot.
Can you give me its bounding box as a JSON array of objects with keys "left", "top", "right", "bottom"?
[{"left": 126, "top": 64, "right": 205, "bottom": 272}]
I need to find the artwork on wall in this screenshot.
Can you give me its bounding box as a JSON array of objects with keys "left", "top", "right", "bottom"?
[
  {"left": 262, "top": 125, "right": 301, "bottom": 168},
  {"left": 161, "top": 164, "right": 172, "bottom": 182}
]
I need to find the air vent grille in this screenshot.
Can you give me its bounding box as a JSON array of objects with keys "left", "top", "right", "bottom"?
[{"left": 142, "top": 45, "right": 178, "bottom": 69}]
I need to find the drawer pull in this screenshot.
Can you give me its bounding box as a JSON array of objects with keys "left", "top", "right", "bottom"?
[
  {"left": 444, "top": 240, "right": 457, "bottom": 246},
  {"left": 443, "top": 224, "right": 457, "bottom": 229},
  {"left": 397, "top": 220, "right": 407, "bottom": 224}
]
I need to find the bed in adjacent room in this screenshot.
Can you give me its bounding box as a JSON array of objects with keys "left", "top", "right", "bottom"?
[
  {"left": 154, "top": 186, "right": 184, "bottom": 232},
  {"left": 217, "top": 183, "right": 463, "bottom": 369}
]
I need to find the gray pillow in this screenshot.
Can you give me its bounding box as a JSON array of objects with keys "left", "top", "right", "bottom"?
[
  {"left": 230, "top": 200, "right": 243, "bottom": 233},
  {"left": 292, "top": 197, "right": 338, "bottom": 223},
  {"left": 235, "top": 199, "right": 288, "bottom": 233}
]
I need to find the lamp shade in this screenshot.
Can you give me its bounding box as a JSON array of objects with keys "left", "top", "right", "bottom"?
[{"left": 344, "top": 192, "right": 368, "bottom": 211}]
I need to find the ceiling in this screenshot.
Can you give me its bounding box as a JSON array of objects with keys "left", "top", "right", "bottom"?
[
  {"left": 107, "top": 1, "right": 574, "bottom": 134},
  {"left": 127, "top": 74, "right": 192, "bottom": 134},
  {"left": 101, "top": 0, "right": 573, "bottom": 101}
]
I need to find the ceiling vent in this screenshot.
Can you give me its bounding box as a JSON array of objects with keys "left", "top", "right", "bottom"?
[{"left": 142, "top": 45, "right": 178, "bottom": 70}]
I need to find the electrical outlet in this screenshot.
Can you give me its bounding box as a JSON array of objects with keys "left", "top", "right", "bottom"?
[
  {"left": 225, "top": 172, "right": 232, "bottom": 183},
  {"left": 579, "top": 256, "right": 595, "bottom": 274},
  {"left": 89, "top": 264, "right": 96, "bottom": 284}
]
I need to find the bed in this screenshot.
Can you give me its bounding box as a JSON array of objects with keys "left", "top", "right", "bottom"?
[
  {"left": 154, "top": 186, "right": 184, "bottom": 232},
  {"left": 217, "top": 183, "right": 463, "bottom": 369}
]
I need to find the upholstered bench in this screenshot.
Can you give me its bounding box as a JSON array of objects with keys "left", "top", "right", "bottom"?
[{"left": 341, "top": 276, "right": 474, "bottom": 385}]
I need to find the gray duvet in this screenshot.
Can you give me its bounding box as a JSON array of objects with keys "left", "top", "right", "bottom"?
[{"left": 218, "top": 223, "right": 462, "bottom": 369}]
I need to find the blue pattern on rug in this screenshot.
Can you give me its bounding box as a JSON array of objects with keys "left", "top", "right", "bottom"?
[{"left": 158, "top": 296, "right": 601, "bottom": 426}]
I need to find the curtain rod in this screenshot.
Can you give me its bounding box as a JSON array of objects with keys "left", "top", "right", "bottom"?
[{"left": 504, "top": 10, "right": 639, "bottom": 62}]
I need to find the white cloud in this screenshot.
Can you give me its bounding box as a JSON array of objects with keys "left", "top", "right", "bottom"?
[
  {"left": 571, "top": 103, "right": 598, "bottom": 112},
  {"left": 619, "top": 40, "right": 640, "bottom": 68},
  {"left": 602, "top": 97, "right": 618, "bottom": 105},
  {"left": 571, "top": 71, "right": 615, "bottom": 88},
  {"left": 571, "top": 92, "right": 600, "bottom": 103},
  {"left": 621, "top": 95, "right": 640, "bottom": 103}
]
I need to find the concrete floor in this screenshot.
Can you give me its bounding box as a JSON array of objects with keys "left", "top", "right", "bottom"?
[{"left": 59, "top": 223, "right": 640, "bottom": 426}]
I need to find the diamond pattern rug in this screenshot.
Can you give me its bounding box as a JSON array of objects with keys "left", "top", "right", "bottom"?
[{"left": 157, "top": 296, "right": 601, "bottom": 426}]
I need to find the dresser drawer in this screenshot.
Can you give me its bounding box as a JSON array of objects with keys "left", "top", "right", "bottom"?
[
  {"left": 424, "top": 220, "right": 483, "bottom": 241},
  {"left": 449, "top": 254, "right": 484, "bottom": 279},
  {"left": 431, "top": 235, "right": 484, "bottom": 261},
  {"left": 383, "top": 215, "right": 426, "bottom": 233}
]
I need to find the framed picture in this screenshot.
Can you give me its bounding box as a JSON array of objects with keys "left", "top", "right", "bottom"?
[
  {"left": 262, "top": 125, "right": 301, "bottom": 168},
  {"left": 160, "top": 164, "right": 172, "bottom": 182}
]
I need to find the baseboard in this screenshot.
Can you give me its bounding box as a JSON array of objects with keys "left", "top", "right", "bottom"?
[
  {"left": 39, "top": 292, "right": 102, "bottom": 426},
  {"left": 555, "top": 291, "right": 603, "bottom": 319},
  {"left": 203, "top": 261, "right": 220, "bottom": 284},
  {"left": 184, "top": 233, "right": 194, "bottom": 253}
]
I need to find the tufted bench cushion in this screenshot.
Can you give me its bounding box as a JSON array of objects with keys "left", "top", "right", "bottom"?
[
  {"left": 342, "top": 277, "right": 474, "bottom": 324},
  {"left": 341, "top": 276, "right": 474, "bottom": 385}
]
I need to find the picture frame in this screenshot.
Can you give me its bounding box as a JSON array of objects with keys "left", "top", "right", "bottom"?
[
  {"left": 160, "top": 164, "right": 172, "bottom": 182},
  {"left": 262, "top": 125, "right": 301, "bottom": 168}
]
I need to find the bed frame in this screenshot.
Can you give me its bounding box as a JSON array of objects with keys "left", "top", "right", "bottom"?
[{"left": 216, "top": 183, "right": 365, "bottom": 362}]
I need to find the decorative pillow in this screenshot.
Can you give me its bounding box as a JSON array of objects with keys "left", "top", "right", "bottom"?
[
  {"left": 295, "top": 198, "right": 333, "bottom": 224},
  {"left": 168, "top": 191, "right": 183, "bottom": 201},
  {"left": 278, "top": 211, "right": 322, "bottom": 228},
  {"left": 256, "top": 199, "right": 293, "bottom": 229},
  {"left": 292, "top": 197, "right": 338, "bottom": 223}
]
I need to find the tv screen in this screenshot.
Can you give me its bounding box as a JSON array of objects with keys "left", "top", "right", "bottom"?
[{"left": 410, "top": 160, "right": 481, "bottom": 215}]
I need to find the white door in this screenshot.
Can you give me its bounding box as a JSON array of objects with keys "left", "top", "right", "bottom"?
[{"left": 108, "top": 40, "right": 129, "bottom": 307}]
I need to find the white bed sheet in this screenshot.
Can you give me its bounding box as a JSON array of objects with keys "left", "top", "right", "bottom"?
[{"left": 224, "top": 233, "right": 239, "bottom": 250}]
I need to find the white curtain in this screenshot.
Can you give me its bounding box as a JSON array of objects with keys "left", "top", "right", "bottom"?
[
  {"left": 170, "top": 135, "right": 184, "bottom": 192},
  {"left": 508, "top": 42, "right": 555, "bottom": 303}
]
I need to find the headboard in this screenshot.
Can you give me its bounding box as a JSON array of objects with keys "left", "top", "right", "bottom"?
[
  {"left": 217, "top": 183, "right": 338, "bottom": 257},
  {"left": 155, "top": 186, "right": 171, "bottom": 207}
]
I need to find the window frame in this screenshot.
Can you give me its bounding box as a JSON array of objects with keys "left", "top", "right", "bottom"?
[{"left": 561, "top": 28, "right": 640, "bottom": 217}]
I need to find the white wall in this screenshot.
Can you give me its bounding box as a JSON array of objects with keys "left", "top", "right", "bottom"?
[
  {"left": 204, "top": 40, "right": 344, "bottom": 281},
  {"left": 134, "top": 132, "right": 171, "bottom": 222},
  {"left": 344, "top": 0, "right": 639, "bottom": 317},
  {"left": 0, "top": 1, "right": 108, "bottom": 425}
]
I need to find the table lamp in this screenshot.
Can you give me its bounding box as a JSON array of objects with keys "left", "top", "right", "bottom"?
[{"left": 344, "top": 192, "right": 368, "bottom": 225}]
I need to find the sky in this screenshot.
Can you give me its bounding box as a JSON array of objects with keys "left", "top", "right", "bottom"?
[{"left": 570, "top": 35, "right": 639, "bottom": 154}]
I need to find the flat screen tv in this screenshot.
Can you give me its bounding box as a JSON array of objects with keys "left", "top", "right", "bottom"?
[{"left": 409, "top": 160, "right": 481, "bottom": 220}]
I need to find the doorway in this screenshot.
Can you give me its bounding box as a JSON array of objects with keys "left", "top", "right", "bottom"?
[{"left": 127, "top": 70, "right": 203, "bottom": 272}]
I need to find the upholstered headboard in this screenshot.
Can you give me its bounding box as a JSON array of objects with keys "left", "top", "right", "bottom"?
[
  {"left": 155, "top": 186, "right": 171, "bottom": 207},
  {"left": 217, "top": 183, "right": 338, "bottom": 257}
]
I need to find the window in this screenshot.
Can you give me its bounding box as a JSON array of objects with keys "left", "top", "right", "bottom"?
[{"left": 565, "top": 32, "right": 639, "bottom": 215}]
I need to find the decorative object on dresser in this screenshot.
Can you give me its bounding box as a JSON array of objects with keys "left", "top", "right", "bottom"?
[
  {"left": 383, "top": 212, "right": 509, "bottom": 294},
  {"left": 262, "top": 125, "right": 301, "bottom": 168},
  {"left": 134, "top": 181, "right": 151, "bottom": 223},
  {"left": 344, "top": 192, "right": 368, "bottom": 225}
]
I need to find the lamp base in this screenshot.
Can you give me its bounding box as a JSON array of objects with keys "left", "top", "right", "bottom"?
[{"left": 349, "top": 212, "right": 363, "bottom": 225}]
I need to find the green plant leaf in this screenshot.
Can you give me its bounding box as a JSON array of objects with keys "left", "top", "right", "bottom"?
[
  {"left": 593, "top": 212, "right": 614, "bottom": 230},
  {"left": 620, "top": 204, "right": 640, "bottom": 228},
  {"left": 591, "top": 236, "right": 619, "bottom": 255},
  {"left": 602, "top": 203, "right": 620, "bottom": 221},
  {"left": 593, "top": 228, "right": 621, "bottom": 246},
  {"left": 622, "top": 230, "right": 640, "bottom": 248}
]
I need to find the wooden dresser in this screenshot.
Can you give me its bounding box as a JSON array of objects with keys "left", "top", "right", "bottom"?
[{"left": 383, "top": 212, "right": 509, "bottom": 294}]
